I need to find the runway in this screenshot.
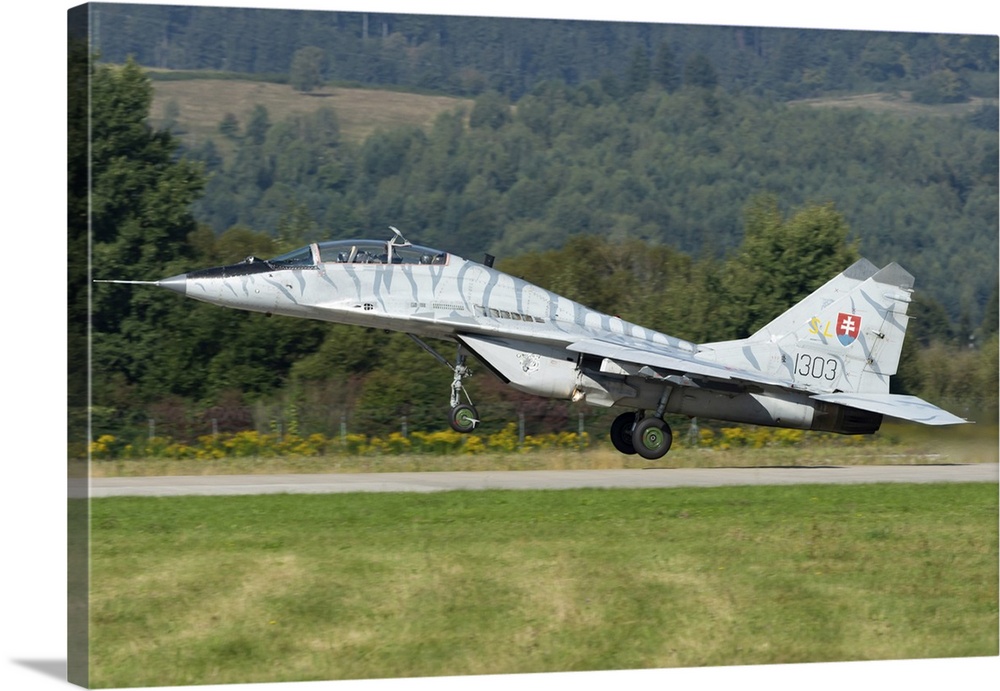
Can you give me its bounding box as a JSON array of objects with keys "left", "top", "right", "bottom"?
[{"left": 85, "top": 463, "right": 999, "bottom": 497}]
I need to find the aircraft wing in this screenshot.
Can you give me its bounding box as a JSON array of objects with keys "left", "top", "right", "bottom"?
[
  {"left": 811, "top": 393, "right": 970, "bottom": 425},
  {"left": 567, "top": 338, "right": 791, "bottom": 389}
]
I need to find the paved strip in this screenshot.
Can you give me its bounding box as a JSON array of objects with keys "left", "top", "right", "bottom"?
[{"left": 85, "top": 464, "right": 999, "bottom": 498}]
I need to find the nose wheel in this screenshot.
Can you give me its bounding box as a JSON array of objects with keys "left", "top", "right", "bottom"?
[{"left": 449, "top": 403, "right": 480, "bottom": 433}]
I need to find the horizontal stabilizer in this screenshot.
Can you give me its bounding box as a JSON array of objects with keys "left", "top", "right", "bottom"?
[{"left": 812, "top": 393, "right": 969, "bottom": 426}]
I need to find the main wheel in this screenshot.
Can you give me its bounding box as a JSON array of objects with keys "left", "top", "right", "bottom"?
[
  {"left": 449, "top": 404, "right": 479, "bottom": 433},
  {"left": 632, "top": 417, "right": 672, "bottom": 460},
  {"left": 609, "top": 411, "right": 637, "bottom": 455}
]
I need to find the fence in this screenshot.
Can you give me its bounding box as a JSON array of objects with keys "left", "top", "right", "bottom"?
[{"left": 75, "top": 389, "right": 991, "bottom": 461}]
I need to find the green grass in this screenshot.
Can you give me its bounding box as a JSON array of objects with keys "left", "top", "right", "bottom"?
[{"left": 88, "top": 483, "right": 998, "bottom": 687}]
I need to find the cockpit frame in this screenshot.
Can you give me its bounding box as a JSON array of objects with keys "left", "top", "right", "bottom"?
[
  {"left": 265, "top": 228, "right": 449, "bottom": 269},
  {"left": 313, "top": 239, "right": 448, "bottom": 266}
]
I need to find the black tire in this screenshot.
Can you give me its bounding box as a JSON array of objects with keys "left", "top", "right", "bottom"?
[
  {"left": 632, "top": 417, "right": 672, "bottom": 460},
  {"left": 449, "top": 404, "right": 479, "bottom": 433},
  {"left": 609, "top": 411, "right": 638, "bottom": 455}
]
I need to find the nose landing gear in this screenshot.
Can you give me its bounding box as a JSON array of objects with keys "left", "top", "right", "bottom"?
[
  {"left": 447, "top": 352, "right": 479, "bottom": 433},
  {"left": 407, "top": 334, "right": 480, "bottom": 433}
]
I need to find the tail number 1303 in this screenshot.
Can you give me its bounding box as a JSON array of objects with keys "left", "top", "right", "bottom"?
[{"left": 795, "top": 352, "right": 839, "bottom": 382}]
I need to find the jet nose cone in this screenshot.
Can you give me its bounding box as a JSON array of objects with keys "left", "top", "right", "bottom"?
[{"left": 158, "top": 273, "right": 188, "bottom": 296}]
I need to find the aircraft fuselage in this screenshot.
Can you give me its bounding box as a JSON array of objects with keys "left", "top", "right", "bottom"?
[{"left": 155, "top": 238, "right": 870, "bottom": 437}]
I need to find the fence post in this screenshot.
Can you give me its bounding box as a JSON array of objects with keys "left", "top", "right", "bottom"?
[
  {"left": 578, "top": 412, "right": 585, "bottom": 452},
  {"left": 518, "top": 412, "right": 525, "bottom": 448},
  {"left": 688, "top": 417, "right": 699, "bottom": 447}
]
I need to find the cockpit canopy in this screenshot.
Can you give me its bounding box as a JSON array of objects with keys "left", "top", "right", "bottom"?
[
  {"left": 319, "top": 239, "right": 448, "bottom": 265},
  {"left": 268, "top": 239, "right": 448, "bottom": 267},
  {"left": 267, "top": 246, "right": 314, "bottom": 266}
]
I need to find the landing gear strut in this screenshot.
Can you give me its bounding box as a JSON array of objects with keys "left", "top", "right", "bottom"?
[
  {"left": 446, "top": 352, "right": 479, "bottom": 432},
  {"left": 609, "top": 411, "right": 673, "bottom": 460},
  {"left": 407, "top": 334, "right": 480, "bottom": 433}
]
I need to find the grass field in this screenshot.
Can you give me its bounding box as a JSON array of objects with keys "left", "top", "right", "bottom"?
[
  {"left": 790, "top": 91, "right": 998, "bottom": 118},
  {"left": 88, "top": 482, "right": 998, "bottom": 688},
  {"left": 149, "top": 78, "right": 473, "bottom": 153}
]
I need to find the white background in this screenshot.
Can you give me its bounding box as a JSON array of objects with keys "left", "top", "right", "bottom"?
[{"left": 4, "top": 2, "right": 997, "bottom": 690}]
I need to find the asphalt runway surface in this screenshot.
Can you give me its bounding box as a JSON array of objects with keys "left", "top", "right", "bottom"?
[{"left": 85, "top": 463, "right": 998, "bottom": 498}]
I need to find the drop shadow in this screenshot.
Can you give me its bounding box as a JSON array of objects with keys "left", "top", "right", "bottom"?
[{"left": 12, "top": 658, "right": 66, "bottom": 681}]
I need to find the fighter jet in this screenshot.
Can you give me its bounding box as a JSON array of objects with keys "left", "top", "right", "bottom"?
[{"left": 98, "top": 227, "right": 967, "bottom": 459}]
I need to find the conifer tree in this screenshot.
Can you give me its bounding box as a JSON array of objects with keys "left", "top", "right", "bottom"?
[{"left": 89, "top": 58, "right": 207, "bottom": 400}]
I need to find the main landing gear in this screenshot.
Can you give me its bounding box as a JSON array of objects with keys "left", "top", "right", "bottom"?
[
  {"left": 610, "top": 411, "right": 673, "bottom": 460},
  {"left": 407, "top": 335, "right": 480, "bottom": 433},
  {"left": 610, "top": 386, "right": 674, "bottom": 460}
]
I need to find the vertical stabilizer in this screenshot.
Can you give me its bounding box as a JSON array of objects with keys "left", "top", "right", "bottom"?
[
  {"left": 778, "top": 261, "right": 913, "bottom": 393},
  {"left": 748, "top": 258, "right": 880, "bottom": 343},
  {"left": 701, "top": 259, "right": 915, "bottom": 394}
]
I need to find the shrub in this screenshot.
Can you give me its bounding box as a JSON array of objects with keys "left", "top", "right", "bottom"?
[{"left": 87, "top": 419, "right": 882, "bottom": 460}]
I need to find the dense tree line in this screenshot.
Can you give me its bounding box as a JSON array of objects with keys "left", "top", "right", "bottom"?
[{"left": 92, "top": 5, "right": 998, "bottom": 101}]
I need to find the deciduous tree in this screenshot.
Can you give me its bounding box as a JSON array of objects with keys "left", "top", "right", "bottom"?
[
  {"left": 289, "top": 46, "right": 327, "bottom": 92},
  {"left": 717, "top": 197, "right": 859, "bottom": 339}
]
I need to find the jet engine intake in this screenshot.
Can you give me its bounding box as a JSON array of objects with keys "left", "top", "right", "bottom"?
[{"left": 456, "top": 335, "right": 579, "bottom": 399}]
